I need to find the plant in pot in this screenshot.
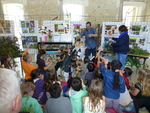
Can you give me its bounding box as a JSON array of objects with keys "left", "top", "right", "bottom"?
[{"left": 0, "top": 36, "right": 23, "bottom": 66}]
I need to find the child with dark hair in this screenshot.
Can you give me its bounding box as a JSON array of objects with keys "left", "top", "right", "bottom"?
[
  {"left": 36, "top": 49, "right": 52, "bottom": 80},
  {"left": 44, "top": 83, "right": 72, "bottom": 113},
  {"left": 69, "top": 77, "right": 87, "bottom": 113},
  {"left": 122, "top": 67, "right": 132, "bottom": 89},
  {"left": 97, "top": 54, "right": 125, "bottom": 113},
  {"left": 43, "top": 69, "right": 61, "bottom": 98},
  {"left": 85, "top": 63, "right": 98, "bottom": 87},
  {"left": 31, "top": 69, "right": 47, "bottom": 105}
]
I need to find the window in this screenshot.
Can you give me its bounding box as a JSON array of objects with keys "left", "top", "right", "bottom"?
[
  {"left": 3, "top": 3, "right": 24, "bottom": 20},
  {"left": 63, "top": 4, "right": 83, "bottom": 21}
]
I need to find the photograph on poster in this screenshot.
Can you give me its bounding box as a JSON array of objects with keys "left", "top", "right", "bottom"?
[
  {"left": 105, "top": 25, "right": 118, "bottom": 35},
  {"left": 21, "top": 21, "right": 26, "bottom": 28},
  {"left": 29, "top": 28, "right": 34, "bottom": 33},
  {"left": 22, "top": 36, "right": 37, "bottom": 42},
  {"left": 30, "top": 21, "right": 35, "bottom": 28},
  {"left": 22, "top": 28, "right": 28, "bottom": 33},
  {"left": 25, "top": 21, "right": 30, "bottom": 28},
  {"left": 3, "top": 27, "right": 11, "bottom": 33},
  {"left": 131, "top": 25, "right": 141, "bottom": 31},
  {"left": 0, "top": 28, "right": 3, "bottom": 33},
  {"left": 5, "top": 20, "right": 11, "bottom": 27},
  {"left": 139, "top": 38, "right": 146, "bottom": 46}
]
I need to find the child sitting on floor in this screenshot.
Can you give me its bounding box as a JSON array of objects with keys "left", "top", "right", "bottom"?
[
  {"left": 20, "top": 82, "right": 43, "bottom": 113},
  {"left": 36, "top": 49, "right": 52, "bottom": 80},
  {"left": 69, "top": 77, "right": 87, "bottom": 113},
  {"left": 44, "top": 83, "right": 72, "bottom": 113},
  {"left": 43, "top": 69, "right": 61, "bottom": 98},
  {"left": 31, "top": 69, "right": 47, "bottom": 105},
  {"left": 97, "top": 54, "right": 125, "bottom": 113},
  {"left": 1, "top": 55, "right": 16, "bottom": 70},
  {"left": 82, "top": 79, "right": 106, "bottom": 113},
  {"left": 122, "top": 67, "right": 132, "bottom": 89}
]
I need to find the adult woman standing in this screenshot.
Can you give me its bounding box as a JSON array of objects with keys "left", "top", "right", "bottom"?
[{"left": 110, "top": 25, "right": 129, "bottom": 69}]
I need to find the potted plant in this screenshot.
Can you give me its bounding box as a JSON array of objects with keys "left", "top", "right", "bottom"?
[{"left": 0, "top": 36, "right": 23, "bottom": 65}]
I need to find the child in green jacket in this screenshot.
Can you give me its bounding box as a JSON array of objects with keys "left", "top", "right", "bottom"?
[{"left": 69, "top": 77, "right": 88, "bottom": 113}]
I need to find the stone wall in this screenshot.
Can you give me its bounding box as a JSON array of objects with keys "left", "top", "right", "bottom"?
[{"left": 1, "top": 0, "right": 150, "bottom": 24}]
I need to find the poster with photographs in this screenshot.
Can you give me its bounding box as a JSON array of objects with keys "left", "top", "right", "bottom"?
[
  {"left": 21, "top": 21, "right": 35, "bottom": 33},
  {"left": 101, "top": 22, "right": 124, "bottom": 50},
  {"left": 130, "top": 22, "right": 150, "bottom": 53},
  {"left": 0, "top": 20, "right": 11, "bottom": 34},
  {"left": 21, "top": 36, "right": 38, "bottom": 49}
]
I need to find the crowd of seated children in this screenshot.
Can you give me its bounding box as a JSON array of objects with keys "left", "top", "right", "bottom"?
[{"left": 6, "top": 41, "right": 150, "bottom": 113}]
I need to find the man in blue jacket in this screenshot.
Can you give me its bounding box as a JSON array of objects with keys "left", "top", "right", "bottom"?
[{"left": 76, "top": 22, "right": 98, "bottom": 59}]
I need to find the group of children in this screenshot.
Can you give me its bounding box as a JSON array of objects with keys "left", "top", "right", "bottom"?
[{"left": 0, "top": 42, "right": 150, "bottom": 113}]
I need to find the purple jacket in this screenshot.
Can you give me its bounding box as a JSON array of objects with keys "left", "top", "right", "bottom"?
[{"left": 32, "top": 79, "right": 47, "bottom": 104}]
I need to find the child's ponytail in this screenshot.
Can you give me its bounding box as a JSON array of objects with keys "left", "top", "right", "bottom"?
[{"left": 110, "top": 60, "right": 122, "bottom": 89}]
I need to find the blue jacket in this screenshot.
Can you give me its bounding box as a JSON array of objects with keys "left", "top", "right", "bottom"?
[
  {"left": 63, "top": 45, "right": 76, "bottom": 72},
  {"left": 112, "top": 34, "right": 129, "bottom": 54},
  {"left": 100, "top": 63, "right": 125, "bottom": 99}
]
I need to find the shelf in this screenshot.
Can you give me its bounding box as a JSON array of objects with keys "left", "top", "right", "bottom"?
[{"left": 38, "top": 42, "right": 72, "bottom": 44}]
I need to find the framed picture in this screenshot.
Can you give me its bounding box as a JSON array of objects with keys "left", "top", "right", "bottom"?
[
  {"left": 3, "top": 27, "right": 11, "bottom": 33},
  {"left": 30, "top": 21, "right": 35, "bottom": 28},
  {"left": 25, "top": 21, "right": 30, "bottom": 28},
  {"left": 22, "top": 28, "right": 28, "bottom": 33},
  {"left": 21, "top": 21, "right": 26, "bottom": 28},
  {"left": 29, "top": 28, "right": 35, "bottom": 33}
]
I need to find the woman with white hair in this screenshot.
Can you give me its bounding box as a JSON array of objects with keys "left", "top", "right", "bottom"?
[{"left": 0, "top": 68, "right": 21, "bottom": 113}]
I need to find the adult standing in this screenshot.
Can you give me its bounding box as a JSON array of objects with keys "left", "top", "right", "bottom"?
[
  {"left": 110, "top": 25, "right": 129, "bottom": 69},
  {"left": 76, "top": 22, "right": 98, "bottom": 59}
]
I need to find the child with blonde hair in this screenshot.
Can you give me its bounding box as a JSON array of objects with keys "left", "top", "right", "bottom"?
[
  {"left": 82, "top": 79, "right": 105, "bottom": 113},
  {"left": 20, "top": 82, "right": 43, "bottom": 113},
  {"left": 130, "top": 68, "right": 150, "bottom": 112}
]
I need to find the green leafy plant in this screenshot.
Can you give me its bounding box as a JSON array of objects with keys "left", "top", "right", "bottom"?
[
  {"left": 129, "top": 47, "right": 150, "bottom": 56},
  {"left": 0, "top": 36, "right": 23, "bottom": 58}
]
